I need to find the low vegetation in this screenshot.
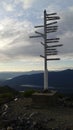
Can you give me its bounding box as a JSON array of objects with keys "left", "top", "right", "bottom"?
[
  {"left": 0, "top": 86, "right": 19, "bottom": 105},
  {"left": 22, "top": 89, "right": 36, "bottom": 97},
  {"left": 0, "top": 85, "right": 73, "bottom": 107}
]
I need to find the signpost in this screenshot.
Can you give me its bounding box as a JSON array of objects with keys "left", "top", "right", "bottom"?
[{"left": 30, "top": 10, "right": 63, "bottom": 90}]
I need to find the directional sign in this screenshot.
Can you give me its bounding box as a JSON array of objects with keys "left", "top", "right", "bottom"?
[{"left": 30, "top": 10, "right": 62, "bottom": 90}]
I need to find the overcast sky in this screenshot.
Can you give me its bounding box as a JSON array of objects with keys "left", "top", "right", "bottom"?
[{"left": 0, "top": 0, "right": 73, "bottom": 72}]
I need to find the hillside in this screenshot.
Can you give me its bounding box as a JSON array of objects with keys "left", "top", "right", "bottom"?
[
  {"left": 1, "top": 69, "right": 73, "bottom": 93},
  {"left": 0, "top": 86, "right": 19, "bottom": 105},
  {"left": 0, "top": 71, "right": 42, "bottom": 80}
]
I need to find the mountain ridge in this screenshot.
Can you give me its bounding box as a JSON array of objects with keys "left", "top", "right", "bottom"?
[{"left": 1, "top": 69, "right": 73, "bottom": 93}]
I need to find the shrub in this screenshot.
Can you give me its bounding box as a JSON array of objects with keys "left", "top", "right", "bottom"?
[
  {"left": 0, "top": 92, "right": 14, "bottom": 104},
  {"left": 0, "top": 93, "right": 13, "bottom": 98},
  {"left": 23, "top": 89, "right": 36, "bottom": 97}
]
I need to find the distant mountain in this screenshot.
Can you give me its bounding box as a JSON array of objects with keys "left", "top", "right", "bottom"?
[
  {"left": 0, "top": 71, "right": 42, "bottom": 81},
  {"left": 1, "top": 69, "right": 73, "bottom": 93},
  {"left": 0, "top": 72, "right": 24, "bottom": 81}
]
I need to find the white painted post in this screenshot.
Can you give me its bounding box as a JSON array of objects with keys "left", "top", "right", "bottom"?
[
  {"left": 44, "top": 10, "right": 48, "bottom": 90},
  {"left": 44, "top": 69, "right": 48, "bottom": 90}
]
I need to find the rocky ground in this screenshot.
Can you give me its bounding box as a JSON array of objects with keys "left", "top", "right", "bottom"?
[{"left": 0, "top": 97, "right": 73, "bottom": 130}]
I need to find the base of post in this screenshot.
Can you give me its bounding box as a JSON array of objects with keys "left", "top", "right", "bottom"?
[
  {"left": 32, "top": 90, "right": 57, "bottom": 107},
  {"left": 43, "top": 89, "right": 51, "bottom": 93}
]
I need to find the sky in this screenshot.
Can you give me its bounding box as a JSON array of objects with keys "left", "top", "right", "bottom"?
[{"left": 0, "top": 0, "right": 73, "bottom": 72}]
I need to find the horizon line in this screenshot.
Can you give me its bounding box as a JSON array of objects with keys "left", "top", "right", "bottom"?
[{"left": 0, "top": 68, "right": 72, "bottom": 73}]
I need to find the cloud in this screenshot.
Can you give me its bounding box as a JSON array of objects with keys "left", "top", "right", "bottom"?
[
  {"left": 0, "top": 17, "right": 42, "bottom": 61},
  {"left": 58, "top": 8, "right": 73, "bottom": 58},
  {"left": 2, "top": 2, "right": 14, "bottom": 12},
  {"left": 0, "top": 2, "right": 73, "bottom": 63},
  {"left": 15, "top": 0, "right": 34, "bottom": 10},
  {"left": 47, "top": 4, "right": 61, "bottom": 13}
]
